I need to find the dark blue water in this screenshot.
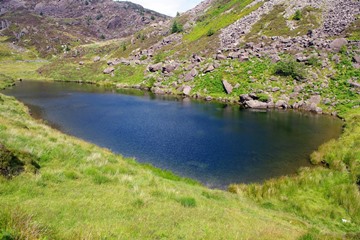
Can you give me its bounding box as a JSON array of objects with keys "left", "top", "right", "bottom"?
[{"left": 2, "top": 81, "right": 343, "bottom": 188}]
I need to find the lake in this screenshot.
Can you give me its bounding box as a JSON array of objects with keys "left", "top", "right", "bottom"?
[{"left": 2, "top": 81, "right": 343, "bottom": 188}]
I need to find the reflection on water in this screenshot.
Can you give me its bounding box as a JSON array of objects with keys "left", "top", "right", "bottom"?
[{"left": 2, "top": 81, "right": 343, "bottom": 188}]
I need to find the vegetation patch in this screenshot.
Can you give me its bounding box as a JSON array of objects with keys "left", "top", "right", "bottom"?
[{"left": 245, "top": 6, "right": 322, "bottom": 41}]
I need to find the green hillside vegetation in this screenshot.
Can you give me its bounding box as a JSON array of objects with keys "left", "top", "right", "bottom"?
[{"left": 245, "top": 6, "right": 322, "bottom": 42}]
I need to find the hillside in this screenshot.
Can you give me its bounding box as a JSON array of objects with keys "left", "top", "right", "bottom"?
[
  {"left": 0, "top": 0, "right": 169, "bottom": 56},
  {"left": 0, "top": 0, "right": 360, "bottom": 239}
]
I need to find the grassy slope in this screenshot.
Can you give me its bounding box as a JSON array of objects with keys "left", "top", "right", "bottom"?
[{"left": 0, "top": 91, "right": 313, "bottom": 239}]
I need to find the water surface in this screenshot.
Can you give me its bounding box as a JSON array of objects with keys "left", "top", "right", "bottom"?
[{"left": 2, "top": 81, "right": 343, "bottom": 188}]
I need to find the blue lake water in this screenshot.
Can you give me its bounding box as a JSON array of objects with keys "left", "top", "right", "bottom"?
[{"left": 2, "top": 81, "right": 343, "bottom": 188}]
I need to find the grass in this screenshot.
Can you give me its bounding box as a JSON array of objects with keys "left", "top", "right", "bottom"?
[
  {"left": 245, "top": 6, "right": 322, "bottom": 42},
  {"left": 39, "top": 60, "right": 146, "bottom": 86},
  {"left": 0, "top": 93, "right": 315, "bottom": 239},
  {"left": 184, "top": 0, "right": 262, "bottom": 42}
]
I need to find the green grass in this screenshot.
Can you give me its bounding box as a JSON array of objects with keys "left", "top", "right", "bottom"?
[
  {"left": 245, "top": 6, "right": 322, "bottom": 41},
  {"left": 0, "top": 93, "right": 316, "bottom": 239},
  {"left": 345, "top": 15, "right": 360, "bottom": 41},
  {"left": 39, "top": 60, "right": 146, "bottom": 86},
  {"left": 184, "top": 0, "right": 262, "bottom": 42}
]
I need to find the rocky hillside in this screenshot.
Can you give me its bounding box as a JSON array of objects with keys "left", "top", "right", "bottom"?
[
  {"left": 0, "top": 0, "right": 169, "bottom": 56},
  {"left": 37, "top": 0, "right": 360, "bottom": 114}
]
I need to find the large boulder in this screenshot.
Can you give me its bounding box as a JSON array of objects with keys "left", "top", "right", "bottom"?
[
  {"left": 162, "top": 63, "right": 177, "bottom": 73},
  {"left": 222, "top": 80, "right": 233, "bottom": 94},
  {"left": 353, "top": 55, "right": 360, "bottom": 64},
  {"left": 216, "top": 54, "right": 227, "bottom": 60},
  {"left": 183, "top": 86, "right": 192, "bottom": 96},
  {"left": 329, "top": 38, "right": 348, "bottom": 52},
  {"left": 103, "top": 67, "right": 115, "bottom": 74},
  {"left": 244, "top": 100, "right": 268, "bottom": 109},
  {"left": 148, "top": 63, "right": 163, "bottom": 72}
]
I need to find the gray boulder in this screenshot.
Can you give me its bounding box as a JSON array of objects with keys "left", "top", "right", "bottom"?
[
  {"left": 329, "top": 38, "right": 348, "bottom": 52},
  {"left": 183, "top": 86, "right": 192, "bottom": 96},
  {"left": 353, "top": 55, "right": 360, "bottom": 64},
  {"left": 216, "top": 54, "right": 227, "bottom": 60},
  {"left": 204, "top": 64, "right": 215, "bottom": 73},
  {"left": 148, "top": 63, "right": 163, "bottom": 72},
  {"left": 245, "top": 100, "right": 268, "bottom": 109},
  {"left": 103, "top": 67, "right": 115, "bottom": 74},
  {"left": 222, "top": 80, "right": 233, "bottom": 94}
]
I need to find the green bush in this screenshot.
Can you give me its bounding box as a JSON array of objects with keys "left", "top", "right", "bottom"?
[
  {"left": 171, "top": 21, "right": 183, "bottom": 34},
  {"left": 306, "top": 56, "right": 321, "bottom": 67},
  {"left": 207, "top": 28, "right": 215, "bottom": 37},
  {"left": 274, "top": 57, "right": 306, "bottom": 80},
  {"left": 293, "top": 10, "right": 302, "bottom": 21},
  {"left": 257, "top": 93, "right": 270, "bottom": 102}
]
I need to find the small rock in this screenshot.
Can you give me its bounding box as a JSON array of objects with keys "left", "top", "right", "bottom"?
[
  {"left": 183, "top": 86, "right": 192, "bottom": 96},
  {"left": 222, "top": 80, "right": 233, "bottom": 94},
  {"left": 353, "top": 55, "right": 360, "bottom": 64},
  {"left": 205, "top": 96, "right": 212, "bottom": 101},
  {"left": 204, "top": 64, "right": 215, "bottom": 73},
  {"left": 79, "top": 61, "right": 84, "bottom": 65},
  {"left": 94, "top": 56, "right": 101, "bottom": 62},
  {"left": 103, "top": 67, "right": 115, "bottom": 74}
]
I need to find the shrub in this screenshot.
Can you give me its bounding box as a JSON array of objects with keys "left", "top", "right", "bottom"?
[
  {"left": 293, "top": 10, "right": 302, "bottom": 21},
  {"left": 207, "top": 28, "right": 215, "bottom": 37},
  {"left": 274, "top": 57, "right": 306, "bottom": 80},
  {"left": 151, "top": 15, "right": 155, "bottom": 20},
  {"left": 100, "top": 34, "right": 105, "bottom": 40},
  {"left": 171, "top": 21, "right": 183, "bottom": 34},
  {"left": 306, "top": 56, "right": 321, "bottom": 67},
  {"left": 257, "top": 93, "right": 270, "bottom": 102}
]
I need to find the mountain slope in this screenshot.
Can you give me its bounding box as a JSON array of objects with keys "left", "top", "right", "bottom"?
[{"left": 0, "top": 0, "right": 170, "bottom": 56}]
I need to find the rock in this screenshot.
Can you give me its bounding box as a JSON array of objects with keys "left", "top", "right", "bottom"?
[
  {"left": 275, "top": 100, "right": 287, "bottom": 109},
  {"left": 216, "top": 54, "right": 227, "bottom": 60},
  {"left": 329, "top": 38, "right": 348, "bottom": 52},
  {"left": 205, "top": 96, "right": 212, "bottom": 101},
  {"left": 183, "top": 86, "right": 192, "bottom": 96},
  {"left": 240, "top": 94, "right": 252, "bottom": 102},
  {"left": 184, "top": 72, "right": 194, "bottom": 82},
  {"left": 293, "top": 85, "right": 304, "bottom": 93},
  {"left": 152, "top": 87, "right": 165, "bottom": 95},
  {"left": 308, "top": 95, "right": 321, "bottom": 105},
  {"left": 349, "top": 80, "right": 360, "bottom": 89},
  {"left": 94, "top": 56, "right": 101, "bottom": 62},
  {"left": 162, "top": 63, "right": 177, "bottom": 73},
  {"left": 148, "top": 63, "right": 163, "bottom": 72},
  {"left": 190, "top": 68, "right": 198, "bottom": 77},
  {"left": 245, "top": 100, "right": 268, "bottom": 109},
  {"left": 204, "top": 64, "right": 215, "bottom": 73},
  {"left": 228, "top": 52, "right": 241, "bottom": 59},
  {"left": 272, "top": 87, "right": 280, "bottom": 92},
  {"left": 353, "top": 55, "right": 360, "bottom": 64},
  {"left": 222, "top": 80, "right": 233, "bottom": 94},
  {"left": 234, "top": 83, "right": 240, "bottom": 89},
  {"left": 79, "top": 61, "right": 84, "bottom": 65},
  {"left": 103, "top": 67, "right": 115, "bottom": 74}
]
